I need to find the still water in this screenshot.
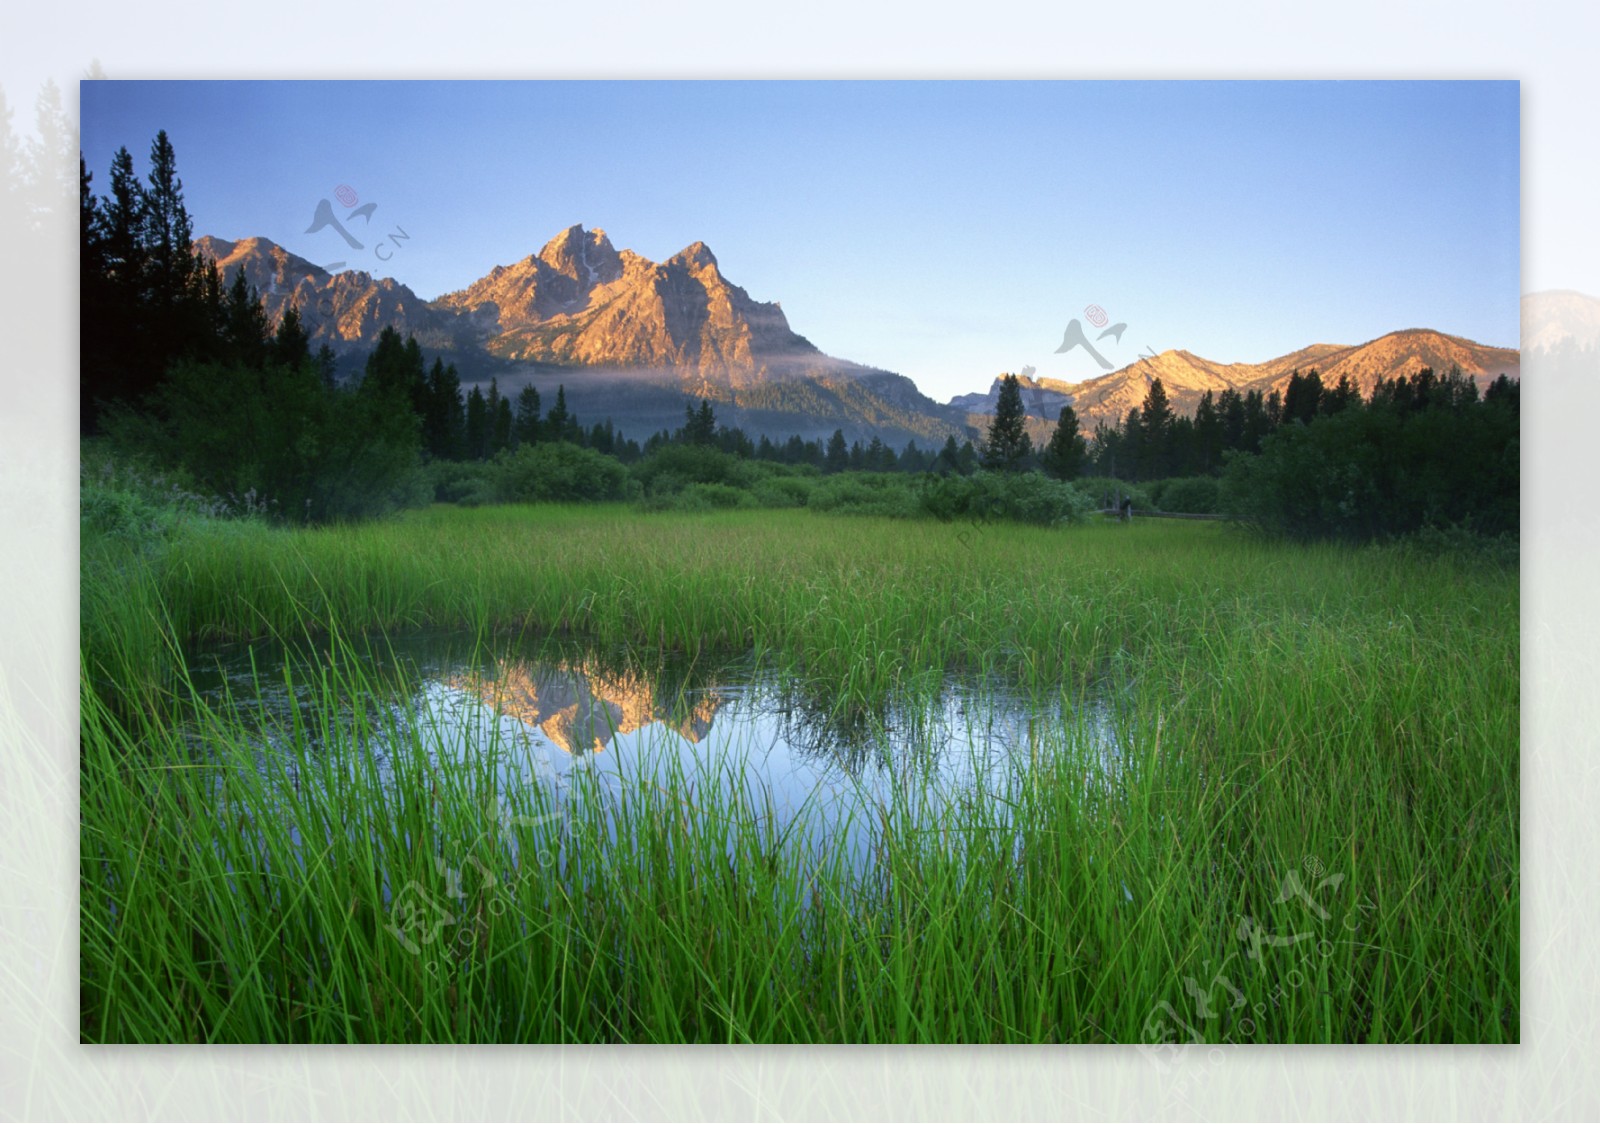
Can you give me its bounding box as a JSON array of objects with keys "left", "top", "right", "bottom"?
[{"left": 188, "top": 631, "right": 1126, "bottom": 870}]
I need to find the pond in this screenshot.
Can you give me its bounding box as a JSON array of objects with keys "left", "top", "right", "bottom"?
[{"left": 186, "top": 631, "right": 1128, "bottom": 878}]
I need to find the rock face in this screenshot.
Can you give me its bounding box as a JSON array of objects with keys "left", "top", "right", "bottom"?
[
  {"left": 192, "top": 226, "right": 968, "bottom": 445},
  {"left": 194, "top": 235, "right": 484, "bottom": 361},
  {"left": 436, "top": 226, "right": 822, "bottom": 392},
  {"left": 1002, "top": 330, "right": 1522, "bottom": 430}
]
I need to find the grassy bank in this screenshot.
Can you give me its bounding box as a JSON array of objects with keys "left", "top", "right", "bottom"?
[{"left": 80, "top": 505, "right": 1518, "bottom": 1043}]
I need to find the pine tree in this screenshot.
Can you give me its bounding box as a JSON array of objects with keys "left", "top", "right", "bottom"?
[
  {"left": 1192, "top": 390, "right": 1223, "bottom": 475},
  {"left": 142, "top": 130, "right": 197, "bottom": 309},
  {"left": 223, "top": 269, "right": 270, "bottom": 366},
  {"left": 422, "top": 358, "right": 465, "bottom": 459},
  {"left": 1136, "top": 378, "right": 1174, "bottom": 480},
  {"left": 514, "top": 384, "right": 542, "bottom": 445},
  {"left": 314, "top": 344, "right": 339, "bottom": 391},
  {"left": 824, "top": 429, "right": 849, "bottom": 473},
  {"left": 493, "top": 395, "right": 513, "bottom": 454},
  {"left": 982, "top": 373, "right": 1032, "bottom": 471},
  {"left": 465, "top": 385, "right": 489, "bottom": 460},
  {"left": 272, "top": 304, "right": 311, "bottom": 370},
  {"left": 1040, "top": 405, "right": 1087, "bottom": 480},
  {"left": 864, "top": 435, "right": 893, "bottom": 471},
  {"left": 682, "top": 399, "right": 716, "bottom": 445},
  {"left": 545, "top": 385, "right": 574, "bottom": 443}
]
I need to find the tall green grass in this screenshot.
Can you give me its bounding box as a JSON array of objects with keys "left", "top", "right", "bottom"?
[{"left": 80, "top": 505, "right": 1518, "bottom": 1043}]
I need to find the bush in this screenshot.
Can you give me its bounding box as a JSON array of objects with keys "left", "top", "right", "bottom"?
[
  {"left": 808, "top": 473, "right": 921, "bottom": 518},
  {"left": 491, "top": 442, "right": 633, "bottom": 504},
  {"left": 630, "top": 444, "right": 750, "bottom": 495},
  {"left": 80, "top": 443, "right": 267, "bottom": 550},
  {"left": 428, "top": 460, "right": 498, "bottom": 506},
  {"left": 1073, "top": 477, "right": 1152, "bottom": 512},
  {"left": 750, "top": 475, "right": 815, "bottom": 508},
  {"left": 1151, "top": 476, "right": 1221, "bottom": 514},
  {"left": 919, "top": 471, "right": 1094, "bottom": 526}
]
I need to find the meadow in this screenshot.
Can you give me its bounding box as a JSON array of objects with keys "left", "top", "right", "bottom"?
[{"left": 80, "top": 504, "right": 1518, "bottom": 1043}]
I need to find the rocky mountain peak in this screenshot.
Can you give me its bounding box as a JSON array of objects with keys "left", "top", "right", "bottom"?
[
  {"left": 536, "top": 224, "right": 622, "bottom": 288},
  {"left": 670, "top": 240, "right": 719, "bottom": 272}
]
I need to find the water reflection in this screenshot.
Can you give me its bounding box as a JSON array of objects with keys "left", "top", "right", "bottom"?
[
  {"left": 190, "top": 632, "right": 1125, "bottom": 868},
  {"left": 443, "top": 660, "right": 723, "bottom": 757}
]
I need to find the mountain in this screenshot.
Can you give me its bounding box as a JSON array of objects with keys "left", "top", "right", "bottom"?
[
  {"left": 1522, "top": 290, "right": 1600, "bottom": 352},
  {"left": 948, "top": 372, "right": 1075, "bottom": 418},
  {"left": 978, "top": 329, "right": 1521, "bottom": 430},
  {"left": 194, "top": 227, "right": 968, "bottom": 446},
  {"left": 434, "top": 226, "right": 820, "bottom": 389},
  {"left": 193, "top": 236, "right": 493, "bottom": 374}
]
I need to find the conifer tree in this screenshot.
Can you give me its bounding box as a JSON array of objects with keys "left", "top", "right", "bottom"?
[
  {"left": 982, "top": 373, "right": 1032, "bottom": 471},
  {"left": 1040, "top": 404, "right": 1087, "bottom": 480}
]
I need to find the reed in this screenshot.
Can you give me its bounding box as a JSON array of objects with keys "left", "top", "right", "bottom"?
[{"left": 80, "top": 504, "right": 1518, "bottom": 1043}]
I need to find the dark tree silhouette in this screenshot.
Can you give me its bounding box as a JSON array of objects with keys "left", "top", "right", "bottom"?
[
  {"left": 1040, "top": 405, "right": 1087, "bottom": 480},
  {"left": 982, "top": 373, "right": 1032, "bottom": 472}
]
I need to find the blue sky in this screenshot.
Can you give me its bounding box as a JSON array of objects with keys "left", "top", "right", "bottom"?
[{"left": 80, "top": 80, "right": 1519, "bottom": 402}]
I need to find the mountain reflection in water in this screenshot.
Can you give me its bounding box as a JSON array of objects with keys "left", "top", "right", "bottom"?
[{"left": 444, "top": 661, "right": 723, "bottom": 757}]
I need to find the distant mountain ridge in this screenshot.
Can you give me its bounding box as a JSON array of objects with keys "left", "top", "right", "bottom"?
[
  {"left": 194, "top": 227, "right": 968, "bottom": 446},
  {"left": 195, "top": 227, "right": 1521, "bottom": 445},
  {"left": 953, "top": 329, "right": 1521, "bottom": 430}
]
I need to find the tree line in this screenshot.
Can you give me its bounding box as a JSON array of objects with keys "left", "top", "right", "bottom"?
[{"left": 82, "top": 130, "right": 1518, "bottom": 542}]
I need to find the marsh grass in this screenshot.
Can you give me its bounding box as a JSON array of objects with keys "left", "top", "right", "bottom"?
[{"left": 80, "top": 505, "right": 1518, "bottom": 1043}]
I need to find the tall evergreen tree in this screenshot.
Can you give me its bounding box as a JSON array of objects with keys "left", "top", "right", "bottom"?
[
  {"left": 824, "top": 429, "right": 849, "bottom": 473},
  {"left": 514, "top": 384, "right": 542, "bottom": 446},
  {"left": 493, "top": 395, "right": 514, "bottom": 454},
  {"left": 1136, "top": 378, "right": 1174, "bottom": 479},
  {"left": 421, "top": 358, "right": 465, "bottom": 459},
  {"left": 1040, "top": 404, "right": 1087, "bottom": 480},
  {"left": 1192, "top": 389, "right": 1224, "bottom": 475},
  {"left": 141, "top": 130, "right": 197, "bottom": 311},
  {"left": 314, "top": 344, "right": 339, "bottom": 391},
  {"left": 545, "top": 385, "right": 574, "bottom": 443},
  {"left": 682, "top": 398, "right": 717, "bottom": 445},
  {"left": 272, "top": 304, "right": 311, "bottom": 370},
  {"left": 982, "top": 373, "right": 1032, "bottom": 471},
  {"left": 223, "top": 269, "right": 270, "bottom": 366},
  {"left": 465, "top": 385, "right": 489, "bottom": 460}
]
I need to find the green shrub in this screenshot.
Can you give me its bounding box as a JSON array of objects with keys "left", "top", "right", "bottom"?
[
  {"left": 1074, "top": 477, "right": 1152, "bottom": 512},
  {"left": 808, "top": 473, "right": 921, "bottom": 518},
  {"left": 1153, "top": 476, "right": 1221, "bottom": 514},
  {"left": 491, "top": 442, "right": 633, "bottom": 504},
  {"left": 919, "top": 471, "right": 1093, "bottom": 526},
  {"left": 631, "top": 444, "right": 750, "bottom": 494},
  {"left": 428, "top": 460, "right": 498, "bottom": 506},
  {"left": 682, "top": 482, "right": 753, "bottom": 510},
  {"left": 750, "top": 476, "right": 815, "bottom": 508}
]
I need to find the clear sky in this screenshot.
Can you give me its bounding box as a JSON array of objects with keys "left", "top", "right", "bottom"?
[{"left": 80, "top": 80, "right": 1519, "bottom": 403}]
